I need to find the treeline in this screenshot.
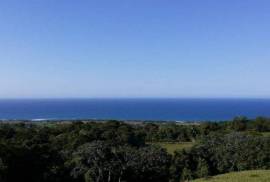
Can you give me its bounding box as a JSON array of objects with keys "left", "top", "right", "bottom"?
[
  {"left": 171, "top": 133, "right": 270, "bottom": 181},
  {"left": 144, "top": 116, "right": 270, "bottom": 142},
  {"left": 0, "top": 117, "right": 269, "bottom": 182}
]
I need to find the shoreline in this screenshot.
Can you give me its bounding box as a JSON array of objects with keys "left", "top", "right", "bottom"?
[{"left": 0, "top": 118, "right": 228, "bottom": 126}]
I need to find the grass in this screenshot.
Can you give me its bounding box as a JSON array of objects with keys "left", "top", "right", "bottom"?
[
  {"left": 149, "top": 142, "right": 194, "bottom": 154},
  {"left": 261, "top": 132, "right": 270, "bottom": 137},
  {"left": 193, "top": 170, "right": 270, "bottom": 182}
]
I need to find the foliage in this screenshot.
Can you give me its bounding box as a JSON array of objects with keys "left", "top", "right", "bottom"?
[
  {"left": 170, "top": 132, "right": 270, "bottom": 181},
  {"left": 0, "top": 117, "right": 269, "bottom": 182}
]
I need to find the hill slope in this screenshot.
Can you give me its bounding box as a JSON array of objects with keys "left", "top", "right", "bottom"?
[{"left": 193, "top": 170, "right": 270, "bottom": 182}]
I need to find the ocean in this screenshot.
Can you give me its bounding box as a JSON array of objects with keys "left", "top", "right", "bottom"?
[{"left": 0, "top": 98, "right": 269, "bottom": 121}]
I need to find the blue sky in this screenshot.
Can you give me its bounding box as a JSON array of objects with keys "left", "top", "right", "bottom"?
[{"left": 0, "top": 0, "right": 270, "bottom": 98}]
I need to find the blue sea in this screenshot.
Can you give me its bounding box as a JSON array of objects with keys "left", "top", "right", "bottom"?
[{"left": 0, "top": 98, "right": 269, "bottom": 121}]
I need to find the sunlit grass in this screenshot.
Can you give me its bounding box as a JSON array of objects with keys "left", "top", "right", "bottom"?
[
  {"left": 149, "top": 142, "right": 194, "bottom": 154},
  {"left": 193, "top": 170, "right": 270, "bottom": 182},
  {"left": 261, "top": 132, "right": 270, "bottom": 137}
]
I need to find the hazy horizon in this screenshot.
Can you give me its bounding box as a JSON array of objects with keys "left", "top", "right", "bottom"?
[{"left": 3, "top": 95, "right": 270, "bottom": 100}]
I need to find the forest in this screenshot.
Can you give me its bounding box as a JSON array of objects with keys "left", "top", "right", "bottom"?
[{"left": 0, "top": 116, "right": 270, "bottom": 182}]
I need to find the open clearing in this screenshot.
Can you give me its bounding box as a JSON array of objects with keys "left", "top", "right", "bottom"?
[{"left": 150, "top": 142, "right": 194, "bottom": 154}]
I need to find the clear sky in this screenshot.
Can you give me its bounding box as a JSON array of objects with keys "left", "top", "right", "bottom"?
[{"left": 0, "top": 0, "right": 270, "bottom": 98}]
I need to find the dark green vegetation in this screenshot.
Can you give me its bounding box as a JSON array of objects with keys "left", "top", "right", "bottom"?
[{"left": 0, "top": 116, "right": 270, "bottom": 182}]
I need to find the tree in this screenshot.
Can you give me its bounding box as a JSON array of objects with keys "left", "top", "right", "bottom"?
[
  {"left": 0, "top": 158, "right": 7, "bottom": 182},
  {"left": 253, "top": 117, "right": 270, "bottom": 132},
  {"left": 232, "top": 116, "right": 248, "bottom": 131},
  {"left": 71, "top": 141, "right": 114, "bottom": 182},
  {"left": 196, "top": 158, "right": 209, "bottom": 178}
]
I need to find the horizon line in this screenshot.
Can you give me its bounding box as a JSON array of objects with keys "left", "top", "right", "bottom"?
[{"left": 0, "top": 97, "right": 270, "bottom": 100}]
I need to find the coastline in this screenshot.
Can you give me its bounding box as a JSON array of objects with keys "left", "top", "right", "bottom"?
[{"left": 0, "top": 118, "right": 221, "bottom": 125}]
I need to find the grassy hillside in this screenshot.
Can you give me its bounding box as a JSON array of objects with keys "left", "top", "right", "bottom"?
[{"left": 193, "top": 170, "right": 270, "bottom": 182}]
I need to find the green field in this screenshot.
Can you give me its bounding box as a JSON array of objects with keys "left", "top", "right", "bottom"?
[
  {"left": 261, "top": 132, "right": 270, "bottom": 137},
  {"left": 193, "top": 170, "right": 270, "bottom": 182},
  {"left": 149, "top": 142, "right": 194, "bottom": 154}
]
